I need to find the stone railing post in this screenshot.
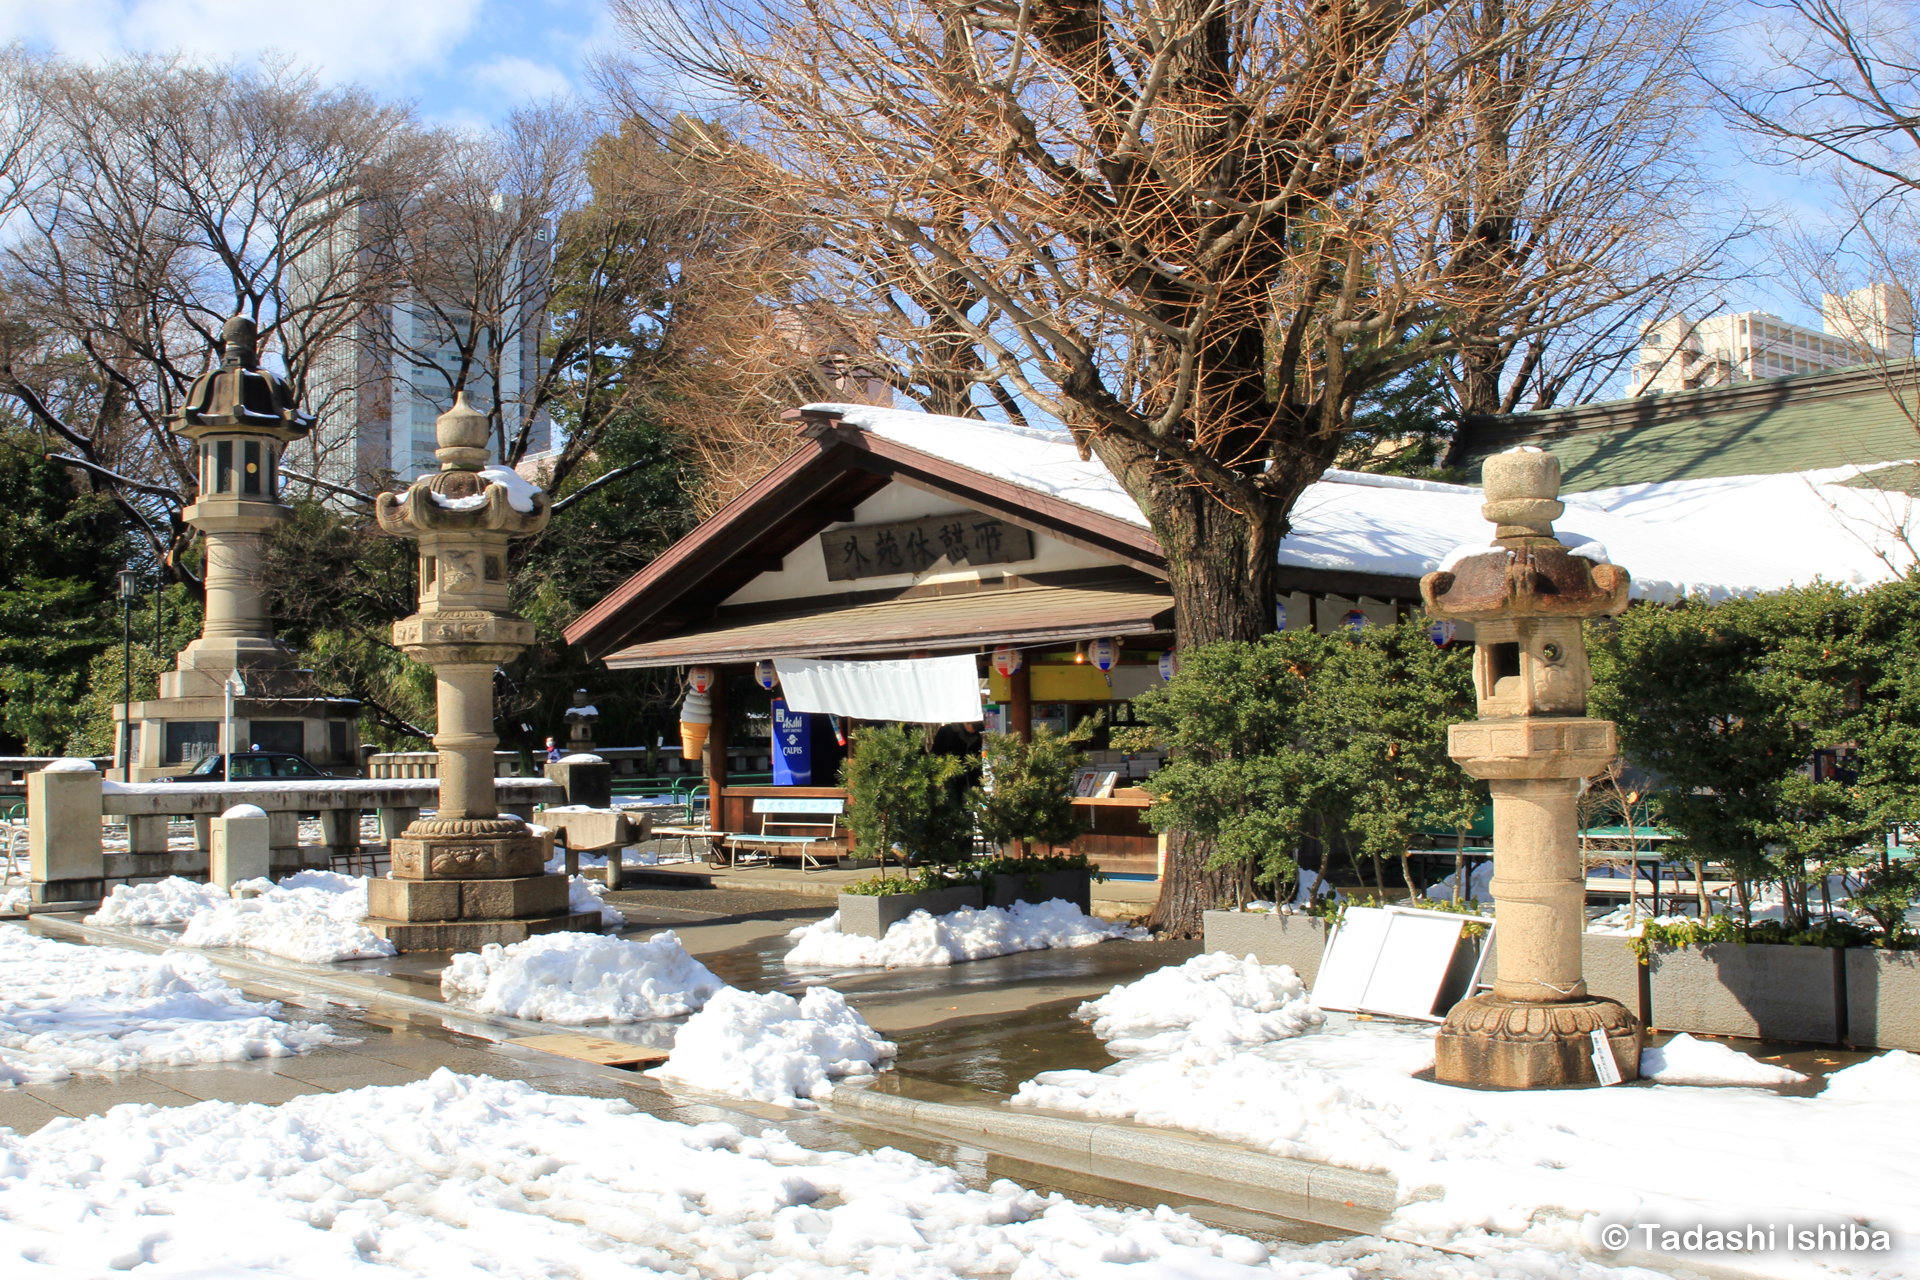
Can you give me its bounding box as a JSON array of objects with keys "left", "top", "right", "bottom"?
[
  {"left": 210, "top": 804, "right": 271, "bottom": 889},
  {"left": 28, "top": 761, "right": 104, "bottom": 906}
]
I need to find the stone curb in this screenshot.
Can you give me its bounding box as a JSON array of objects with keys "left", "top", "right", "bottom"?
[{"left": 829, "top": 1084, "right": 1397, "bottom": 1230}]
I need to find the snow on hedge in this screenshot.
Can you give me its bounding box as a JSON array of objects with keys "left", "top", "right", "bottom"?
[
  {"left": 1012, "top": 953, "right": 1920, "bottom": 1255},
  {"left": 0, "top": 926, "right": 341, "bottom": 1085},
  {"left": 650, "top": 986, "right": 895, "bottom": 1107},
  {"left": 440, "top": 930, "right": 721, "bottom": 1025},
  {"left": 783, "top": 898, "right": 1145, "bottom": 969},
  {"left": 89, "top": 872, "right": 396, "bottom": 963},
  {"left": 0, "top": 1068, "right": 1326, "bottom": 1279}
]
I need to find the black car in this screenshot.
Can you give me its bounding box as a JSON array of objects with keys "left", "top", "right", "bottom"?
[{"left": 161, "top": 752, "right": 334, "bottom": 782}]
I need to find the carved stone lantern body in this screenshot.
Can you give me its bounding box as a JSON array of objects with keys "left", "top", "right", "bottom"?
[
  {"left": 1419, "top": 448, "right": 1642, "bottom": 1087},
  {"left": 362, "top": 393, "right": 597, "bottom": 949}
]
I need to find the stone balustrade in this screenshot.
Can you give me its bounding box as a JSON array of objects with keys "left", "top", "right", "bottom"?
[
  {"left": 27, "top": 772, "right": 563, "bottom": 908},
  {"left": 367, "top": 751, "right": 524, "bottom": 779}
]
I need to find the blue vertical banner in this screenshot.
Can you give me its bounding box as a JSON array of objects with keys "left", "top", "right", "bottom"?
[{"left": 772, "top": 697, "right": 813, "bottom": 785}]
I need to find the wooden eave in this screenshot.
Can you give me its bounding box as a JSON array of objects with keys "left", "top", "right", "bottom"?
[{"left": 563, "top": 420, "right": 1165, "bottom": 661}]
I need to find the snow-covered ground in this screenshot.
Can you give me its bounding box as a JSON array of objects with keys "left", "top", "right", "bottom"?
[
  {"left": 88, "top": 872, "right": 397, "bottom": 963},
  {"left": 441, "top": 931, "right": 722, "bottom": 1025},
  {"left": 651, "top": 986, "right": 895, "bottom": 1107},
  {"left": 1013, "top": 953, "right": 1920, "bottom": 1273},
  {"left": 0, "top": 1066, "right": 1654, "bottom": 1280},
  {"left": 0, "top": 885, "right": 27, "bottom": 915},
  {"left": 0, "top": 925, "right": 342, "bottom": 1085},
  {"left": 784, "top": 898, "right": 1147, "bottom": 969}
]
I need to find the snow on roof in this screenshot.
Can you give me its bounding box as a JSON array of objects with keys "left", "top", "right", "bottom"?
[{"left": 805, "top": 402, "right": 1917, "bottom": 602}]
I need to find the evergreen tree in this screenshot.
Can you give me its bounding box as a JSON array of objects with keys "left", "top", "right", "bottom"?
[{"left": 0, "top": 430, "right": 128, "bottom": 753}]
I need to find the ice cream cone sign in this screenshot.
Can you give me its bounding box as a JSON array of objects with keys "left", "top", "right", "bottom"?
[{"left": 680, "top": 688, "right": 713, "bottom": 761}]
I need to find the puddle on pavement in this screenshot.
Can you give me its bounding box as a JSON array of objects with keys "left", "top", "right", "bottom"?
[{"left": 884, "top": 1001, "right": 1113, "bottom": 1098}]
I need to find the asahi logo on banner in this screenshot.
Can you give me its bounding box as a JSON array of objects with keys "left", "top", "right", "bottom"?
[{"left": 820, "top": 511, "right": 1035, "bottom": 581}]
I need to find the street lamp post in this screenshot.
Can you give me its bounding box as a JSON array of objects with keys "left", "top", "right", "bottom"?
[{"left": 117, "top": 569, "right": 137, "bottom": 780}]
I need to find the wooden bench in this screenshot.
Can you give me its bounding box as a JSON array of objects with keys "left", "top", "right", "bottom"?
[{"left": 717, "top": 797, "right": 847, "bottom": 871}]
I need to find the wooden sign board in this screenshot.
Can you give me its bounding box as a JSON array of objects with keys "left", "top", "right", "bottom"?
[
  {"left": 821, "top": 511, "right": 1034, "bottom": 581},
  {"left": 509, "top": 1033, "right": 670, "bottom": 1069}
]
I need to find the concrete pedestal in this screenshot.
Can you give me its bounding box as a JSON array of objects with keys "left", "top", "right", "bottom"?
[{"left": 28, "top": 767, "right": 104, "bottom": 904}]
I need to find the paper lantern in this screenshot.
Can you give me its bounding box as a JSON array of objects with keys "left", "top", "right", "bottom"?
[
  {"left": 991, "top": 645, "right": 1022, "bottom": 677},
  {"left": 1343, "top": 610, "right": 1369, "bottom": 631},
  {"left": 1429, "top": 619, "right": 1457, "bottom": 647},
  {"left": 687, "top": 665, "right": 714, "bottom": 694},
  {"left": 1158, "top": 649, "right": 1178, "bottom": 682},
  {"left": 1091, "top": 637, "right": 1118, "bottom": 672},
  {"left": 754, "top": 659, "right": 778, "bottom": 690}
]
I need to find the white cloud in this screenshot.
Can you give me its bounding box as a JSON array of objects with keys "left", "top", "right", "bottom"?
[
  {"left": 0, "top": 0, "right": 485, "bottom": 86},
  {"left": 472, "top": 53, "right": 575, "bottom": 103}
]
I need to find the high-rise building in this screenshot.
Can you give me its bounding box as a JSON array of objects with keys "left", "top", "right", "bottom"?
[
  {"left": 290, "top": 210, "right": 553, "bottom": 492},
  {"left": 1629, "top": 284, "right": 1915, "bottom": 395}
]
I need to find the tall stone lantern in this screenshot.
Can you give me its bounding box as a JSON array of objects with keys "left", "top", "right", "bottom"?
[
  {"left": 1419, "top": 448, "right": 1642, "bottom": 1088},
  {"left": 122, "top": 315, "right": 361, "bottom": 779},
  {"left": 363, "top": 393, "right": 597, "bottom": 949}
]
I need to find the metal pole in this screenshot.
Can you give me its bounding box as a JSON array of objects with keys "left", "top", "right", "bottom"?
[
  {"left": 153, "top": 573, "right": 162, "bottom": 653},
  {"left": 121, "top": 595, "right": 132, "bottom": 780}
]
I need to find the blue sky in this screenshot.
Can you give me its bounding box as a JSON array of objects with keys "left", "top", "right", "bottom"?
[
  {"left": 0, "top": 0, "right": 611, "bottom": 131},
  {"left": 0, "top": 0, "right": 1834, "bottom": 334}
]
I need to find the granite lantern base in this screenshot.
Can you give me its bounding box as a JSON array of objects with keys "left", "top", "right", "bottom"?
[
  {"left": 1435, "top": 994, "right": 1641, "bottom": 1089},
  {"left": 362, "top": 818, "right": 596, "bottom": 951}
]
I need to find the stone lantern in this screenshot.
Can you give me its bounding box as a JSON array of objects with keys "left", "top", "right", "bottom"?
[
  {"left": 564, "top": 689, "right": 598, "bottom": 753},
  {"left": 125, "top": 315, "right": 360, "bottom": 779},
  {"left": 363, "top": 393, "right": 597, "bottom": 949},
  {"left": 1419, "top": 448, "right": 1642, "bottom": 1088}
]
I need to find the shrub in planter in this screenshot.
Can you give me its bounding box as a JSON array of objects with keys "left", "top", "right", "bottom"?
[
  {"left": 839, "top": 723, "right": 973, "bottom": 866},
  {"left": 970, "top": 724, "right": 1089, "bottom": 857}
]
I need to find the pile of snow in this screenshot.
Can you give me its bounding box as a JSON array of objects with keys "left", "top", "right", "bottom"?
[
  {"left": 650, "top": 986, "right": 894, "bottom": 1107},
  {"left": 441, "top": 930, "right": 721, "bottom": 1024},
  {"left": 1010, "top": 955, "right": 1920, "bottom": 1257},
  {"left": 567, "top": 873, "right": 625, "bottom": 927},
  {"left": 87, "top": 876, "right": 231, "bottom": 927},
  {"left": 39, "top": 758, "right": 95, "bottom": 772},
  {"left": 1074, "top": 951, "right": 1324, "bottom": 1056},
  {"left": 0, "top": 886, "right": 29, "bottom": 915},
  {"left": 1585, "top": 905, "right": 1696, "bottom": 936},
  {"left": 0, "top": 926, "right": 341, "bottom": 1085},
  {"left": 1424, "top": 861, "right": 1494, "bottom": 905},
  {"left": 0, "top": 1068, "right": 1318, "bottom": 1278},
  {"left": 784, "top": 898, "right": 1145, "bottom": 969},
  {"left": 1639, "top": 1033, "right": 1808, "bottom": 1087},
  {"left": 1823, "top": 1049, "right": 1920, "bottom": 1101},
  {"left": 555, "top": 752, "right": 603, "bottom": 764}
]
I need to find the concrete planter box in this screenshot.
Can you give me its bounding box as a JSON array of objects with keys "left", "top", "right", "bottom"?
[
  {"left": 838, "top": 886, "right": 985, "bottom": 938},
  {"left": 1202, "top": 911, "right": 1330, "bottom": 985},
  {"left": 988, "top": 869, "right": 1092, "bottom": 914},
  {"left": 1645, "top": 941, "right": 1842, "bottom": 1043},
  {"left": 1846, "top": 948, "right": 1920, "bottom": 1051}
]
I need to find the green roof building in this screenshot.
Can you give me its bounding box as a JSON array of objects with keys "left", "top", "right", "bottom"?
[{"left": 1450, "top": 364, "right": 1920, "bottom": 493}]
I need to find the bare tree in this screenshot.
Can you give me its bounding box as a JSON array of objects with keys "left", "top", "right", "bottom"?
[
  {"left": 1433, "top": 0, "right": 1734, "bottom": 416},
  {"left": 1718, "top": 0, "right": 1920, "bottom": 432},
  {"left": 0, "top": 54, "right": 430, "bottom": 585},
  {"left": 610, "top": 0, "right": 1728, "bottom": 932},
  {"left": 358, "top": 102, "right": 591, "bottom": 474}
]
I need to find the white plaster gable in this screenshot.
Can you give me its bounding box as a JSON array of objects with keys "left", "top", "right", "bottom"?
[{"left": 721, "top": 475, "right": 1127, "bottom": 607}]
